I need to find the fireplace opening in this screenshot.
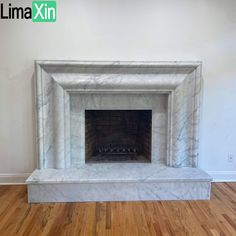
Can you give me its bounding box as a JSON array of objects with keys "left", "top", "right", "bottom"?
[{"left": 85, "top": 110, "right": 152, "bottom": 163}]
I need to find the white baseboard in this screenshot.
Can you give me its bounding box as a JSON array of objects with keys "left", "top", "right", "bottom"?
[
  {"left": 206, "top": 171, "right": 236, "bottom": 182},
  {"left": 0, "top": 173, "right": 31, "bottom": 185}
]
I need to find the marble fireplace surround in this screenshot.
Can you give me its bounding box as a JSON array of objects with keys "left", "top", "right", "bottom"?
[
  {"left": 27, "top": 61, "right": 212, "bottom": 202},
  {"left": 35, "top": 61, "right": 202, "bottom": 168}
]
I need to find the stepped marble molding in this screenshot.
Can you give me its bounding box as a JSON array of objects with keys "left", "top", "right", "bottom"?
[
  {"left": 34, "top": 61, "right": 202, "bottom": 168},
  {"left": 27, "top": 61, "right": 211, "bottom": 202}
]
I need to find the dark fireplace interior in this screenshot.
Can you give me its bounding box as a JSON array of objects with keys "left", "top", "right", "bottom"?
[{"left": 85, "top": 110, "right": 152, "bottom": 163}]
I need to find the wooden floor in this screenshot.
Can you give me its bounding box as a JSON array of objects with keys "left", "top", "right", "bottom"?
[{"left": 0, "top": 183, "right": 236, "bottom": 236}]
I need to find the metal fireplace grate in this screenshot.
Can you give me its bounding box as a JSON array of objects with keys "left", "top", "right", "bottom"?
[{"left": 96, "top": 144, "right": 139, "bottom": 156}]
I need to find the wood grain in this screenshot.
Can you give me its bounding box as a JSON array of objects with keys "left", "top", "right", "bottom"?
[{"left": 0, "top": 183, "right": 235, "bottom": 236}]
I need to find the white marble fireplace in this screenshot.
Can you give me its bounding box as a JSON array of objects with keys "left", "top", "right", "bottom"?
[{"left": 26, "top": 61, "right": 211, "bottom": 202}]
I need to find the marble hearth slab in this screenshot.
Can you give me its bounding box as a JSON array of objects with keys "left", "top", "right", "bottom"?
[{"left": 27, "top": 164, "right": 212, "bottom": 202}]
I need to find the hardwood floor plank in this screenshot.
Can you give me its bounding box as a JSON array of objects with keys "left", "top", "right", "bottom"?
[
  {"left": 69, "top": 203, "right": 87, "bottom": 236},
  {"left": 0, "top": 183, "right": 235, "bottom": 236},
  {"left": 105, "top": 202, "right": 111, "bottom": 230}
]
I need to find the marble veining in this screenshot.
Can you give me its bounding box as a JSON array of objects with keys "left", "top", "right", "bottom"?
[
  {"left": 27, "top": 165, "right": 211, "bottom": 202},
  {"left": 28, "top": 181, "right": 211, "bottom": 202},
  {"left": 27, "top": 61, "right": 210, "bottom": 202},
  {"left": 35, "top": 61, "right": 202, "bottom": 168},
  {"left": 70, "top": 93, "right": 167, "bottom": 166},
  {"left": 27, "top": 164, "right": 211, "bottom": 184}
]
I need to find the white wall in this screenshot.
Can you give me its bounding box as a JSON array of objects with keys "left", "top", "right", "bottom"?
[{"left": 0, "top": 0, "right": 236, "bottom": 182}]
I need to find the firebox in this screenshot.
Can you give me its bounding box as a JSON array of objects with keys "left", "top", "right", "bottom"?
[{"left": 85, "top": 110, "right": 152, "bottom": 163}]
